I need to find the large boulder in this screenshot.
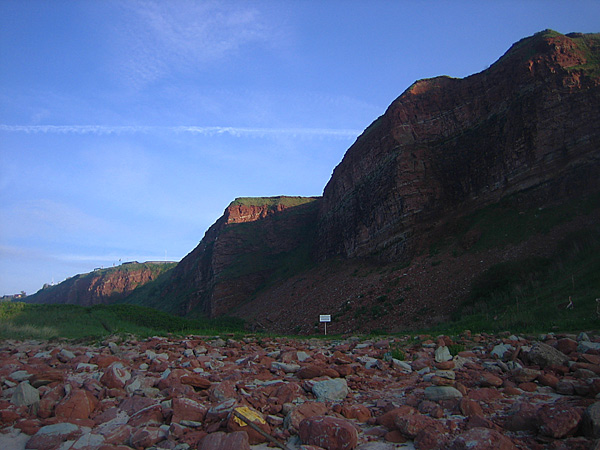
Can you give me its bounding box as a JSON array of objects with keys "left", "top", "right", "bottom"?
[
  {"left": 537, "top": 403, "right": 583, "bottom": 438},
  {"left": 527, "top": 343, "right": 569, "bottom": 368},
  {"left": 11, "top": 382, "right": 39, "bottom": 407},
  {"left": 312, "top": 378, "right": 349, "bottom": 402},
  {"left": 54, "top": 389, "right": 98, "bottom": 421},
  {"left": 299, "top": 416, "right": 358, "bottom": 450},
  {"left": 198, "top": 431, "right": 250, "bottom": 450}
]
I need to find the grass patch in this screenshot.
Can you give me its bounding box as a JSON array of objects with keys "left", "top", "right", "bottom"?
[
  {"left": 446, "top": 228, "right": 600, "bottom": 334},
  {"left": 230, "top": 196, "right": 318, "bottom": 209},
  {"left": 0, "top": 303, "right": 245, "bottom": 341}
]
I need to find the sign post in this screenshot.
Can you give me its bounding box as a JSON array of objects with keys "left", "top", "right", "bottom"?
[{"left": 319, "top": 314, "right": 331, "bottom": 335}]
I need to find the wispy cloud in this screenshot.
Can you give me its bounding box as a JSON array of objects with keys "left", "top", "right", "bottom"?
[
  {"left": 0, "top": 124, "right": 361, "bottom": 140},
  {"left": 112, "top": 0, "right": 274, "bottom": 87},
  {"left": 1, "top": 199, "right": 116, "bottom": 239}
]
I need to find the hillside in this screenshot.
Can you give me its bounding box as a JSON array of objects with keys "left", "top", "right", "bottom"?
[{"left": 25, "top": 262, "right": 176, "bottom": 306}]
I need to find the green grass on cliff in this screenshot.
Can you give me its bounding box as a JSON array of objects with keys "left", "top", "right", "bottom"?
[
  {"left": 0, "top": 303, "right": 245, "bottom": 340},
  {"left": 444, "top": 227, "right": 600, "bottom": 334},
  {"left": 27, "top": 262, "right": 177, "bottom": 304},
  {"left": 230, "top": 196, "right": 318, "bottom": 209}
]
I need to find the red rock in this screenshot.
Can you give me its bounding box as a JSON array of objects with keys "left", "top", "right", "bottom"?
[
  {"left": 38, "top": 386, "right": 64, "bottom": 419},
  {"left": 322, "top": 367, "right": 341, "bottom": 378},
  {"left": 572, "top": 362, "right": 600, "bottom": 375},
  {"left": 127, "top": 403, "right": 163, "bottom": 427},
  {"left": 335, "top": 365, "right": 355, "bottom": 377},
  {"left": 299, "top": 416, "right": 358, "bottom": 450},
  {"left": 55, "top": 389, "right": 98, "bottom": 422},
  {"left": 414, "top": 421, "right": 449, "bottom": 450},
  {"left": 0, "top": 409, "right": 19, "bottom": 424},
  {"left": 459, "top": 398, "right": 483, "bottom": 417},
  {"left": 180, "top": 373, "right": 211, "bottom": 389},
  {"left": 376, "top": 405, "right": 417, "bottom": 430},
  {"left": 271, "top": 382, "right": 304, "bottom": 404},
  {"left": 29, "top": 370, "right": 64, "bottom": 388},
  {"left": 171, "top": 397, "right": 207, "bottom": 424},
  {"left": 341, "top": 404, "right": 371, "bottom": 422},
  {"left": 395, "top": 412, "right": 438, "bottom": 439},
  {"left": 208, "top": 380, "right": 237, "bottom": 402},
  {"left": 412, "top": 358, "right": 430, "bottom": 371},
  {"left": 503, "top": 402, "right": 539, "bottom": 432},
  {"left": 468, "top": 388, "right": 503, "bottom": 402},
  {"left": 537, "top": 372, "right": 559, "bottom": 389},
  {"left": 477, "top": 371, "right": 503, "bottom": 387},
  {"left": 581, "top": 354, "right": 600, "bottom": 365},
  {"left": 503, "top": 386, "right": 521, "bottom": 396},
  {"left": 297, "top": 365, "right": 325, "bottom": 379},
  {"left": 100, "top": 362, "right": 131, "bottom": 389},
  {"left": 199, "top": 431, "right": 250, "bottom": 450},
  {"left": 118, "top": 396, "right": 156, "bottom": 416},
  {"left": 333, "top": 351, "right": 352, "bottom": 364},
  {"left": 286, "top": 401, "right": 329, "bottom": 431},
  {"left": 98, "top": 423, "right": 133, "bottom": 445},
  {"left": 435, "top": 360, "right": 455, "bottom": 370},
  {"left": 466, "top": 414, "right": 498, "bottom": 431},
  {"left": 129, "top": 426, "right": 166, "bottom": 450},
  {"left": 25, "top": 423, "right": 83, "bottom": 450},
  {"left": 15, "top": 418, "right": 41, "bottom": 435},
  {"left": 94, "top": 355, "right": 120, "bottom": 369},
  {"left": 384, "top": 429, "right": 407, "bottom": 443},
  {"left": 537, "top": 403, "right": 583, "bottom": 438},
  {"left": 179, "top": 430, "right": 208, "bottom": 448},
  {"left": 450, "top": 427, "right": 517, "bottom": 450},
  {"left": 518, "top": 382, "right": 538, "bottom": 392},
  {"left": 377, "top": 406, "right": 416, "bottom": 430},
  {"left": 557, "top": 338, "right": 578, "bottom": 355},
  {"left": 511, "top": 367, "right": 540, "bottom": 383}
]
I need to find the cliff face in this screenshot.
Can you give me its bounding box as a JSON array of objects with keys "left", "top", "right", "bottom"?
[
  {"left": 317, "top": 30, "right": 600, "bottom": 261},
  {"left": 26, "top": 262, "right": 176, "bottom": 307},
  {"left": 166, "top": 197, "right": 320, "bottom": 317}
]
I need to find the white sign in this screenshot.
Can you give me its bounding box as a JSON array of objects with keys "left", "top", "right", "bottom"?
[{"left": 319, "top": 315, "right": 331, "bottom": 323}]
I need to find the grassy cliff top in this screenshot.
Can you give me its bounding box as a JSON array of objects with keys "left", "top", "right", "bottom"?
[{"left": 230, "top": 196, "right": 319, "bottom": 208}]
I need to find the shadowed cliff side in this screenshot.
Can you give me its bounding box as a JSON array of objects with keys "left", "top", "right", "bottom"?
[
  {"left": 317, "top": 30, "right": 600, "bottom": 262},
  {"left": 160, "top": 196, "right": 320, "bottom": 317},
  {"left": 25, "top": 262, "right": 177, "bottom": 307}
]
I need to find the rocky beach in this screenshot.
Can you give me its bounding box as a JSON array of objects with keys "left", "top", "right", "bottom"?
[{"left": 1, "top": 330, "right": 600, "bottom": 450}]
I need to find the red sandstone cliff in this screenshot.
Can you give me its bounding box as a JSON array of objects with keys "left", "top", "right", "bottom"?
[
  {"left": 165, "top": 197, "right": 320, "bottom": 317},
  {"left": 26, "top": 262, "right": 175, "bottom": 306},
  {"left": 317, "top": 30, "right": 600, "bottom": 262}
]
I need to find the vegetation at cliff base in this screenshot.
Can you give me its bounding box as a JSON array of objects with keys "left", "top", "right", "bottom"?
[
  {"left": 447, "top": 228, "right": 600, "bottom": 334},
  {"left": 0, "top": 303, "right": 244, "bottom": 340}
]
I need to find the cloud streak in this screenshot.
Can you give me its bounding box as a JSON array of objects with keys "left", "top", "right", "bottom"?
[
  {"left": 112, "top": 1, "right": 275, "bottom": 87},
  {"left": 0, "top": 124, "right": 361, "bottom": 140}
]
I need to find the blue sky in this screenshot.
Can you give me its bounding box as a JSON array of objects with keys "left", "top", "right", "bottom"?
[{"left": 1, "top": 0, "right": 599, "bottom": 296}]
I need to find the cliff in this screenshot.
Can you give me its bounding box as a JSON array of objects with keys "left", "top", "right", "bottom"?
[
  {"left": 26, "top": 262, "right": 176, "bottom": 307},
  {"left": 162, "top": 196, "right": 320, "bottom": 317},
  {"left": 317, "top": 30, "right": 600, "bottom": 262}
]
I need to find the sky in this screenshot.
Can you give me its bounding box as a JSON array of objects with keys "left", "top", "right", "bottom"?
[{"left": 1, "top": 0, "right": 599, "bottom": 296}]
